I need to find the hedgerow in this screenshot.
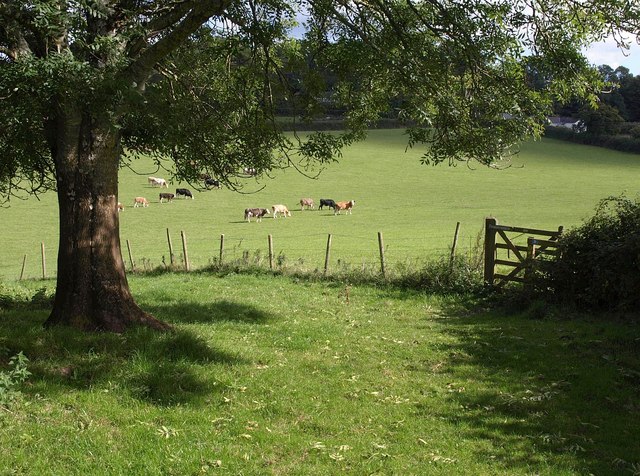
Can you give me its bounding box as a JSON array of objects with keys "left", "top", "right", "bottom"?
[{"left": 549, "top": 195, "right": 640, "bottom": 312}]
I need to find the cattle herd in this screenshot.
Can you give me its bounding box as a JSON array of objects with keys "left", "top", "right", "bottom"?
[
  {"left": 118, "top": 176, "right": 355, "bottom": 222},
  {"left": 117, "top": 176, "right": 202, "bottom": 211},
  {"left": 244, "top": 199, "right": 355, "bottom": 222}
]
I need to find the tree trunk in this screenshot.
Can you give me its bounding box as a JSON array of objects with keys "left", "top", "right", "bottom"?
[{"left": 44, "top": 107, "right": 170, "bottom": 332}]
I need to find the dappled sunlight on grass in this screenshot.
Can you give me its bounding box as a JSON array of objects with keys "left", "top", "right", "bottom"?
[{"left": 1, "top": 273, "right": 638, "bottom": 474}]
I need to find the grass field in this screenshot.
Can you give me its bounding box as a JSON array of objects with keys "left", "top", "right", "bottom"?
[
  {"left": 1, "top": 274, "right": 639, "bottom": 474},
  {"left": 2, "top": 129, "right": 640, "bottom": 280}
]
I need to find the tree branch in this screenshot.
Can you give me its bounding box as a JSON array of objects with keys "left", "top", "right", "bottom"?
[{"left": 123, "top": 0, "right": 232, "bottom": 88}]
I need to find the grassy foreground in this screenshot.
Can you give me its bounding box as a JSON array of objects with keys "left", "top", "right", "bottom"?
[{"left": 1, "top": 273, "right": 639, "bottom": 475}]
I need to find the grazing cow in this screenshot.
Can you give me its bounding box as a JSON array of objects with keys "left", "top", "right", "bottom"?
[
  {"left": 334, "top": 200, "right": 355, "bottom": 215},
  {"left": 205, "top": 178, "right": 221, "bottom": 189},
  {"left": 133, "top": 197, "right": 149, "bottom": 208},
  {"left": 243, "top": 167, "right": 257, "bottom": 176},
  {"left": 159, "top": 192, "right": 174, "bottom": 203},
  {"left": 319, "top": 198, "right": 336, "bottom": 210},
  {"left": 176, "top": 188, "right": 194, "bottom": 199},
  {"left": 149, "top": 177, "right": 168, "bottom": 188},
  {"left": 244, "top": 207, "right": 270, "bottom": 222},
  {"left": 272, "top": 204, "right": 291, "bottom": 218},
  {"left": 117, "top": 202, "right": 125, "bottom": 212},
  {"left": 299, "top": 198, "right": 315, "bottom": 210}
]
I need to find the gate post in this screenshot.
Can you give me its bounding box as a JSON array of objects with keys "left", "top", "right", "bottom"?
[
  {"left": 484, "top": 217, "right": 497, "bottom": 285},
  {"left": 525, "top": 237, "right": 539, "bottom": 284}
]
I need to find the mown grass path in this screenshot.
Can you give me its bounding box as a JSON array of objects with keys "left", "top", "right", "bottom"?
[{"left": 1, "top": 273, "right": 638, "bottom": 474}]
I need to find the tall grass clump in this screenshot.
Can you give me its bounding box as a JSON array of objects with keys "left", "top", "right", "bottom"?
[
  {"left": 550, "top": 195, "right": 640, "bottom": 312},
  {"left": 0, "top": 352, "right": 31, "bottom": 407},
  {"left": 395, "top": 255, "right": 484, "bottom": 294},
  {"left": 0, "top": 282, "right": 53, "bottom": 310}
]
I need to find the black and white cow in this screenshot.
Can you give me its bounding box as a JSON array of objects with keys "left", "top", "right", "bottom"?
[
  {"left": 176, "top": 188, "right": 194, "bottom": 199},
  {"left": 204, "top": 178, "right": 221, "bottom": 189}
]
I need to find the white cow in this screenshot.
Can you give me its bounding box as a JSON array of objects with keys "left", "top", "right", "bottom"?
[
  {"left": 148, "top": 177, "right": 168, "bottom": 188},
  {"left": 272, "top": 204, "right": 291, "bottom": 218}
]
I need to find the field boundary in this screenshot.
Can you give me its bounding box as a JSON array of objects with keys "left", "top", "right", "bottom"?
[
  {"left": 11, "top": 225, "right": 473, "bottom": 281},
  {"left": 483, "top": 217, "right": 563, "bottom": 287}
]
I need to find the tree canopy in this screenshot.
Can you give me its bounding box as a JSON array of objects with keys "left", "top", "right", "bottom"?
[
  {"left": 1, "top": 0, "right": 639, "bottom": 330},
  {"left": 2, "top": 0, "right": 638, "bottom": 194}
]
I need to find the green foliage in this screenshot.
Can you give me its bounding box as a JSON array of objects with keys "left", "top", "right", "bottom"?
[
  {"left": 396, "top": 256, "right": 484, "bottom": 295},
  {"left": 0, "top": 351, "right": 31, "bottom": 407},
  {"left": 551, "top": 195, "right": 640, "bottom": 312},
  {"left": 0, "top": 283, "right": 53, "bottom": 310},
  {"left": 629, "top": 125, "right": 640, "bottom": 140},
  {"left": 579, "top": 103, "right": 625, "bottom": 136},
  {"left": 2, "top": 0, "right": 638, "bottom": 197},
  {"left": 543, "top": 125, "right": 640, "bottom": 153}
]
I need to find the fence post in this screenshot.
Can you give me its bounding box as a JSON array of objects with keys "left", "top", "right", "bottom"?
[
  {"left": 219, "top": 234, "right": 225, "bottom": 265},
  {"left": 41, "top": 242, "right": 47, "bottom": 279},
  {"left": 268, "top": 234, "right": 274, "bottom": 270},
  {"left": 126, "top": 239, "right": 135, "bottom": 272},
  {"left": 166, "top": 228, "right": 175, "bottom": 267},
  {"left": 19, "top": 254, "right": 27, "bottom": 281},
  {"left": 378, "top": 231, "right": 386, "bottom": 278},
  {"left": 525, "top": 237, "right": 539, "bottom": 284},
  {"left": 181, "top": 230, "right": 190, "bottom": 272},
  {"left": 324, "top": 234, "right": 332, "bottom": 275},
  {"left": 450, "top": 222, "right": 461, "bottom": 268},
  {"left": 483, "top": 217, "right": 497, "bottom": 285}
]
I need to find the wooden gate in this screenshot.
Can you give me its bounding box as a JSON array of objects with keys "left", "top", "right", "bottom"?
[{"left": 484, "top": 218, "right": 563, "bottom": 287}]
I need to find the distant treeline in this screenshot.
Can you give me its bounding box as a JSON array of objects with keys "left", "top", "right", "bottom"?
[
  {"left": 278, "top": 117, "right": 410, "bottom": 131},
  {"left": 545, "top": 123, "right": 640, "bottom": 154}
]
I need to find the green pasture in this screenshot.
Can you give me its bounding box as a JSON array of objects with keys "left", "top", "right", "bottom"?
[
  {"left": 2, "top": 129, "right": 640, "bottom": 280},
  {"left": 1, "top": 274, "right": 639, "bottom": 474}
]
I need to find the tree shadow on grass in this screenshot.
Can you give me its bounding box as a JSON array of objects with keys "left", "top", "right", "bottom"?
[
  {"left": 416, "top": 307, "right": 640, "bottom": 475},
  {"left": 0, "top": 298, "right": 274, "bottom": 407},
  {"left": 142, "top": 299, "right": 273, "bottom": 325}
]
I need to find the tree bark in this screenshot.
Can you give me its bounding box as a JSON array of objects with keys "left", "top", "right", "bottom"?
[{"left": 44, "top": 106, "right": 170, "bottom": 332}]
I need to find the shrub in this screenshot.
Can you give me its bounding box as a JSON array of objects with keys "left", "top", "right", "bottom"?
[
  {"left": 0, "top": 284, "right": 53, "bottom": 310},
  {"left": 630, "top": 126, "right": 640, "bottom": 140},
  {"left": 0, "top": 352, "right": 31, "bottom": 407},
  {"left": 396, "top": 255, "right": 484, "bottom": 294},
  {"left": 543, "top": 125, "right": 640, "bottom": 154},
  {"left": 550, "top": 195, "right": 640, "bottom": 312}
]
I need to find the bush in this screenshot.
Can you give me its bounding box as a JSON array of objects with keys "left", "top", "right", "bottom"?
[
  {"left": 0, "top": 283, "right": 53, "bottom": 310},
  {"left": 550, "top": 195, "right": 640, "bottom": 312},
  {"left": 396, "top": 255, "right": 484, "bottom": 294},
  {"left": 0, "top": 352, "right": 31, "bottom": 407},
  {"left": 543, "top": 125, "right": 640, "bottom": 154},
  {"left": 630, "top": 126, "right": 640, "bottom": 140}
]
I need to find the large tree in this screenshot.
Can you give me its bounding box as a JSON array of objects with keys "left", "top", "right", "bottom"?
[{"left": 1, "top": 0, "right": 638, "bottom": 332}]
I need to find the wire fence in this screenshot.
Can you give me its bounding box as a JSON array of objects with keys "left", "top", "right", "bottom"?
[{"left": 2, "top": 223, "right": 485, "bottom": 281}]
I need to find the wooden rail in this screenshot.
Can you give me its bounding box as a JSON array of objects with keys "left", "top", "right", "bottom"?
[{"left": 484, "top": 217, "right": 562, "bottom": 288}]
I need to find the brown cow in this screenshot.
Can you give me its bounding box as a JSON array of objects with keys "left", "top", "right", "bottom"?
[
  {"left": 334, "top": 200, "right": 355, "bottom": 215},
  {"left": 159, "top": 192, "right": 175, "bottom": 203},
  {"left": 133, "top": 197, "right": 149, "bottom": 208},
  {"left": 299, "top": 198, "right": 315, "bottom": 210},
  {"left": 244, "top": 208, "right": 270, "bottom": 222}
]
